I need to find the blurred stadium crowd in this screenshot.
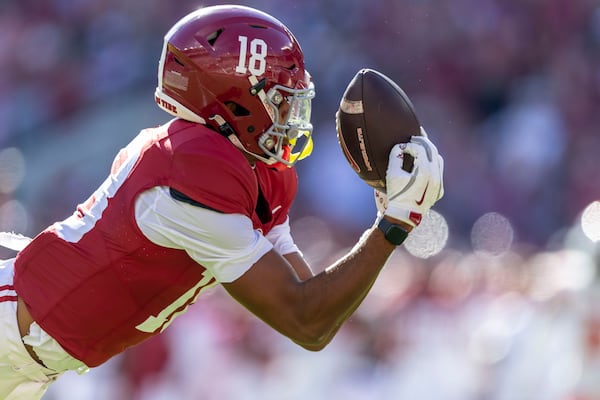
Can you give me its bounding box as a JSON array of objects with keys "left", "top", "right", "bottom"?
[{"left": 1, "top": 0, "right": 600, "bottom": 399}]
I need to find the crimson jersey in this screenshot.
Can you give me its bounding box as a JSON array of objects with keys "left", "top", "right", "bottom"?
[{"left": 13, "top": 119, "right": 298, "bottom": 367}]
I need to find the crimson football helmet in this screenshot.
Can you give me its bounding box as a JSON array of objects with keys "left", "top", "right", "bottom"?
[{"left": 155, "top": 5, "right": 315, "bottom": 168}]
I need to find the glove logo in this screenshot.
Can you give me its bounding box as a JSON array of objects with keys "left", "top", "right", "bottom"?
[
  {"left": 409, "top": 211, "right": 422, "bottom": 226},
  {"left": 415, "top": 182, "right": 429, "bottom": 206}
]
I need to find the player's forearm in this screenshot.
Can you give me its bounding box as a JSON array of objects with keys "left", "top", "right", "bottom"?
[
  {"left": 295, "top": 224, "right": 397, "bottom": 348},
  {"left": 222, "top": 222, "right": 404, "bottom": 351}
]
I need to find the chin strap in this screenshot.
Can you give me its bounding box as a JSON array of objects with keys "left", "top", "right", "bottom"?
[{"left": 208, "top": 115, "right": 276, "bottom": 166}]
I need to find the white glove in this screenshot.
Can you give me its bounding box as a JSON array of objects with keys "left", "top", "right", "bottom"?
[
  {"left": 374, "top": 189, "right": 388, "bottom": 217},
  {"left": 375, "top": 135, "right": 444, "bottom": 227}
]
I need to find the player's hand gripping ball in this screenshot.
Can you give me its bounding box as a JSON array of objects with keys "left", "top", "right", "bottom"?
[{"left": 336, "top": 68, "right": 422, "bottom": 192}]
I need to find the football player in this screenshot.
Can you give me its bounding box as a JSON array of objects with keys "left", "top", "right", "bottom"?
[{"left": 0, "top": 4, "right": 444, "bottom": 399}]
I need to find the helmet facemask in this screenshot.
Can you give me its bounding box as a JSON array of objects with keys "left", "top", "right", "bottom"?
[{"left": 251, "top": 77, "right": 315, "bottom": 168}]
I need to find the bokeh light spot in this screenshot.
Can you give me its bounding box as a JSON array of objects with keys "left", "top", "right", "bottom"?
[
  {"left": 0, "top": 147, "right": 26, "bottom": 194},
  {"left": 403, "top": 209, "right": 448, "bottom": 259},
  {"left": 0, "top": 199, "right": 29, "bottom": 233},
  {"left": 581, "top": 201, "right": 600, "bottom": 242},
  {"left": 471, "top": 212, "right": 514, "bottom": 256}
]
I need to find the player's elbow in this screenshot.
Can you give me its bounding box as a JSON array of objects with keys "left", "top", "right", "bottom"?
[
  {"left": 284, "top": 313, "right": 337, "bottom": 351},
  {"left": 290, "top": 330, "right": 331, "bottom": 352},
  {"left": 297, "top": 339, "right": 330, "bottom": 352}
]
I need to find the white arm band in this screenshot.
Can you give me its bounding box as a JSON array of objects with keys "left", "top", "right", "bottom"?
[{"left": 264, "top": 217, "right": 302, "bottom": 256}]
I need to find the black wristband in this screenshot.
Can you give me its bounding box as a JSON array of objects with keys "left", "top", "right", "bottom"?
[{"left": 377, "top": 218, "right": 409, "bottom": 246}]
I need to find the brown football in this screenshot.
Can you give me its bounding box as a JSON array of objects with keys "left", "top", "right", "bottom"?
[{"left": 335, "top": 68, "right": 421, "bottom": 192}]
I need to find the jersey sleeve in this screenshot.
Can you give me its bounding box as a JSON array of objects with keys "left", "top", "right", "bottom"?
[
  {"left": 135, "top": 186, "right": 272, "bottom": 283},
  {"left": 167, "top": 129, "right": 258, "bottom": 217},
  {"left": 264, "top": 217, "right": 302, "bottom": 256}
]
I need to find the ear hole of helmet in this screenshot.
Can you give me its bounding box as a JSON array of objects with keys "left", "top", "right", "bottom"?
[{"left": 225, "top": 101, "right": 250, "bottom": 117}]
